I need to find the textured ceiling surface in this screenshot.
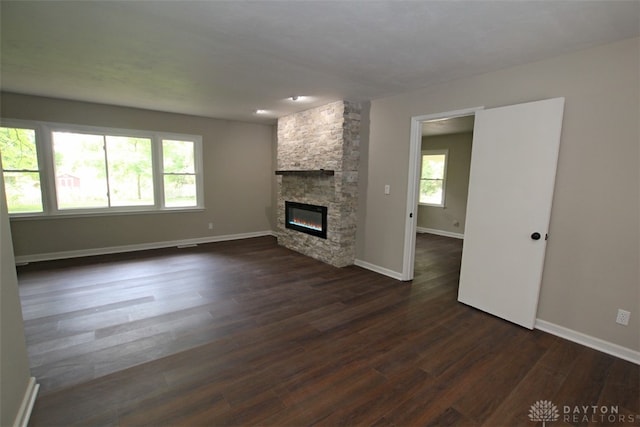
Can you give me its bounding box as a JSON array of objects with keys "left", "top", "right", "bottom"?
[
  {"left": 423, "top": 115, "right": 475, "bottom": 137},
  {"left": 1, "top": 1, "right": 638, "bottom": 123}
]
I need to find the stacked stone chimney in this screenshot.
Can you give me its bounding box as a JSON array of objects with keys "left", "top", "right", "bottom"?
[{"left": 276, "top": 100, "right": 361, "bottom": 267}]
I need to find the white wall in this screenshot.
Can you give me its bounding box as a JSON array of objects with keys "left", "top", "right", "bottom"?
[
  {"left": 0, "top": 171, "right": 32, "bottom": 426},
  {"left": 418, "top": 132, "right": 472, "bottom": 235},
  {"left": 358, "top": 38, "right": 639, "bottom": 352},
  {"left": 1, "top": 93, "right": 275, "bottom": 259}
]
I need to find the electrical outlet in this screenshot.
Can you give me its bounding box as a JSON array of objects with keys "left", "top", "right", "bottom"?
[
  {"left": 208, "top": 222, "right": 213, "bottom": 230},
  {"left": 616, "top": 309, "right": 630, "bottom": 326}
]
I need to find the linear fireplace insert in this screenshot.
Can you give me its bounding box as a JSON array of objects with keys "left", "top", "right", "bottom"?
[{"left": 285, "top": 201, "right": 327, "bottom": 239}]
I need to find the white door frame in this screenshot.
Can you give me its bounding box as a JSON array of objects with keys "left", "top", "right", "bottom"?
[{"left": 401, "top": 106, "right": 484, "bottom": 281}]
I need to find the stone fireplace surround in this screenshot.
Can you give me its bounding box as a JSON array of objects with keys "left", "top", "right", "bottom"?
[{"left": 276, "top": 100, "right": 361, "bottom": 267}]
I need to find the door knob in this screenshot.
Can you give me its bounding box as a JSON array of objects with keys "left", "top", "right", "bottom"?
[{"left": 531, "top": 232, "right": 541, "bottom": 240}]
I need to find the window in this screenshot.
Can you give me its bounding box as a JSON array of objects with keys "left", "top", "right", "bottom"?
[
  {"left": 419, "top": 150, "right": 448, "bottom": 207},
  {"left": 0, "top": 126, "right": 43, "bottom": 213},
  {"left": 0, "top": 120, "right": 203, "bottom": 216},
  {"left": 162, "top": 139, "right": 198, "bottom": 207},
  {"left": 52, "top": 131, "right": 155, "bottom": 209}
]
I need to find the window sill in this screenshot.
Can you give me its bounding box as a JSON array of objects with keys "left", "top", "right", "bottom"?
[
  {"left": 9, "top": 207, "right": 205, "bottom": 221},
  {"left": 419, "top": 203, "right": 445, "bottom": 208}
]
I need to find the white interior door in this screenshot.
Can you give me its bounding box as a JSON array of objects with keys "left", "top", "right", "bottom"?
[{"left": 457, "top": 97, "right": 565, "bottom": 329}]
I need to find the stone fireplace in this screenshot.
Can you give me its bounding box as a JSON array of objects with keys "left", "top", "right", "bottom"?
[{"left": 276, "top": 100, "right": 361, "bottom": 267}]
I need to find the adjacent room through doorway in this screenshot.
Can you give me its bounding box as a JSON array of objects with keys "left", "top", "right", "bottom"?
[{"left": 412, "top": 115, "right": 474, "bottom": 287}]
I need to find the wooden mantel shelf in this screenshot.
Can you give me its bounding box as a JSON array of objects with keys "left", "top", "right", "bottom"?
[{"left": 275, "top": 169, "right": 335, "bottom": 176}]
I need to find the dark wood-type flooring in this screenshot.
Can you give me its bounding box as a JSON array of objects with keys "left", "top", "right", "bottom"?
[{"left": 19, "top": 234, "right": 639, "bottom": 426}]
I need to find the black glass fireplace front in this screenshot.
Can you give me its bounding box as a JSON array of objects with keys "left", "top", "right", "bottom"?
[{"left": 285, "top": 201, "right": 327, "bottom": 239}]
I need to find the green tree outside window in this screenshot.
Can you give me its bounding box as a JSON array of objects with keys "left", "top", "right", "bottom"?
[
  {"left": 420, "top": 151, "right": 447, "bottom": 206},
  {"left": 0, "top": 127, "right": 43, "bottom": 213}
]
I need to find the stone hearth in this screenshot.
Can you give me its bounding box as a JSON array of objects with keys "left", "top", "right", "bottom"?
[{"left": 276, "top": 100, "right": 361, "bottom": 267}]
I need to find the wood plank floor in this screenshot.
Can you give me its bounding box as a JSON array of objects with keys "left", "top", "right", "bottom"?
[{"left": 19, "top": 234, "right": 639, "bottom": 426}]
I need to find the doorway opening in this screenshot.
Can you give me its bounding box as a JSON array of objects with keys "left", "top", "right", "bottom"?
[
  {"left": 402, "top": 107, "right": 483, "bottom": 281},
  {"left": 412, "top": 115, "right": 475, "bottom": 285},
  {"left": 404, "top": 98, "right": 565, "bottom": 329}
]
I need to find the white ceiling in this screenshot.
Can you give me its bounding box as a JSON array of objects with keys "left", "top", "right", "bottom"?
[
  {"left": 1, "top": 1, "right": 638, "bottom": 123},
  {"left": 423, "top": 115, "right": 475, "bottom": 137}
]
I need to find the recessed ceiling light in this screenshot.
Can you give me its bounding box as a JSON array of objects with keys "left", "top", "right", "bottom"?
[{"left": 287, "top": 95, "right": 311, "bottom": 102}]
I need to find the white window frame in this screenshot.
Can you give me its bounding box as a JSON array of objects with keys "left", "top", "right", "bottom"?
[
  {"left": 0, "top": 118, "right": 204, "bottom": 218},
  {"left": 0, "top": 123, "right": 45, "bottom": 214},
  {"left": 419, "top": 149, "right": 448, "bottom": 208},
  {"left": 158, "top": 134, "right": 205, "bottom": 209}
]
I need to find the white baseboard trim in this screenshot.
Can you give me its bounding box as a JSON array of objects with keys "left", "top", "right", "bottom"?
[
  {"left": 417, "top": 227, "right": 464, "bottom": 239},
  {"left": 535, "top": 319, "right": 640, "bottom": 365},
  {"left": 354, "top": 259, "right": 404, "bottom": 281},
  {"left": 15, "top": 230, "right": 276, "bottom": 264},
  {"left": 13, "top": 377, "right": 39, "bottom": 427}
]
